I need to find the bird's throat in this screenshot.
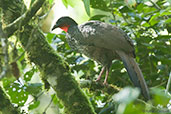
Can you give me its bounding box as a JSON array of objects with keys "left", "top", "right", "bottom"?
[{"left": 60, "top": 25, "right": 70, "bottom": 32}]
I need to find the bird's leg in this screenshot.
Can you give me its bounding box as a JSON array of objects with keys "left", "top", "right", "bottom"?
[
  {"left": 103, "top": 68, "right": 109, "bottom": 85},
  {"left": 96, "top": 66, "right": 105, "bottom": 82}
]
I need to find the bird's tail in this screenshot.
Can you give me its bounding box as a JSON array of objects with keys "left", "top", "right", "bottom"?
[{"left": 116, "top": 51, "right": 150, "bottom": 100}]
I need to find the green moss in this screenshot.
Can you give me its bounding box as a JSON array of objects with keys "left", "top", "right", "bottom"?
[
  {"left": 19, "top": 25, "right": 96, "bottom": 114},
  {"left": 1, "top": 0, "right": 96, "bottom": 113},
  {"left": 0, "top": 87, "right": 20, "bottom": 114},
  {"left": 1, "top": 0, "right": 26, "bottom": 26}
]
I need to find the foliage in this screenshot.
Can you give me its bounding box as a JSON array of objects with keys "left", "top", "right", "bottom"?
[{"left": 0, "top": 0, "right": 171, "bottom": 114}]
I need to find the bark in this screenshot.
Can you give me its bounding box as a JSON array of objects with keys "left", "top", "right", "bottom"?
[
  {"left": 0, "top": 0, "right": 96, "bottom": 113},
  {"left": 0, "top": 22, "right": 8, "bottom": 79},
  {"left": 0, "top": 86, "right": 20, "bottom": 114}
]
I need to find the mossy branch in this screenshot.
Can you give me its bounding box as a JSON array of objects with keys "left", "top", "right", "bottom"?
[
  {"left": 0, "top": 0, "right": 96, "bottom": 113},
  {"left": 3, "top": 0, "right": 45, "bottom": 37},
  {"left": 19, "top": 25, "right": 95, "bottom": 114},
  {"left": 0, "top": 23, "right": 9, "bottom": 80},
  {"left": 0, "top": 87, "right": 20, "bottom": 114},
  {"left": 80, "top": 80, "right": 121, "bottom": 94}
]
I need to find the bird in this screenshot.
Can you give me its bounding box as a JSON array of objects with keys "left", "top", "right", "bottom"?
[{"left": 52, "top": 16, "right": 150, "bottom": 100}]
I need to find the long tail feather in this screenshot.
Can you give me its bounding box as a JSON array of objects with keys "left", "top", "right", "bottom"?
[{"left": 116, "top": 51, "right": 150, "bottom": 100}]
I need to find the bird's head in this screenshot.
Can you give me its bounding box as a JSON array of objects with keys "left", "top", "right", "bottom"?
[{"left": 52, "top": 16, "right": 78, "bottom": 32}]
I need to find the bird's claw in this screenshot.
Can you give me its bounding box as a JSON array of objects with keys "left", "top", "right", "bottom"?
[
  {"left": 95, "top": 77, "right": 101, "bottom": 82},
  {"left": 103, "top": 81, "right": 108, "bottom": 85}
]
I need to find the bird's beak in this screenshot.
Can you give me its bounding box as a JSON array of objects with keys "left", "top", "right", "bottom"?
[{"left": 51, "top": 24, "right": 59, "bottom": 31}]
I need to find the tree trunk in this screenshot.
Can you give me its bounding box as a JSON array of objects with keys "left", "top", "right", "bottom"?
[
  {"left": 0, "top": 87, "right": 20, "bottom": 114},
  {"left": 0, "top": 0, "right": 96, "bottom": 113}
]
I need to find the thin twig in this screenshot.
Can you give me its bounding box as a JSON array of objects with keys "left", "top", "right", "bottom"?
[
  {"left": 149, "top": 0, "right": 169, "bottom": 19},
  {"left": 0, "top": 22, "right": 9, "bottom": 80},
  {"left": 12, "top": 2, "right": 26, "bottom": 53},
  {"left": 137, "top": 98, "right": 171, "bottom": 113},
  {"left": 111, "top": 11, "right": 118, "bottom": 26},
  {"left": 43, "top": 94, "right": 55, "bottom": 114},
  {"left": 38, "top": 3, "right": 55, "bottom": 20},
  {"left": 24, "top": 91, "right": 44, "bottom": 106},
  {"left": 10, "top": 27, "right": 37, "bottom": 63},
  {"left": 151, "top": 81, "right": 166, "bottom": 88},
  {"left": 165, "top": 72, "right": 171, "bottom": 94},
  {"left": 11, "top": 51, "right": 25, "bottom": 63},
  {"left": 80, "top": 80, "right": 121, "bottom": 93},
  {"left": 149, "top": 0, "right": 161, "bottom": 10}
]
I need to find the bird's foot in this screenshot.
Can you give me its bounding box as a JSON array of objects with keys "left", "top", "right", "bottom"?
[
  {"left": 95, "top": 76, "right": 101, "bottom": 82},
  {"left": 103, "top": 68, "right": 109, "bottom": 85},
  {"left": 103, "top": 81, "right": 108, "bottom": 85},
  {"left": 96, "top": 66, "right": 110, "bottom": 85},
  {"left": 96, "top": 67, "right": 105, "bottom": 82}
]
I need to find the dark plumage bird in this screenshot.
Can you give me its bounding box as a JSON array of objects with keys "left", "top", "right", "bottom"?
[{"left": 52, "top": 16, "right": 150, "bottom": 100}]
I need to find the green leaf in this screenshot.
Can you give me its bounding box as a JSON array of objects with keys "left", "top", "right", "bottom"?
[
  {"left": 46, "top": 33, "right": 56, "bottom": 43},
  {"left": 90, "top": 0, "right": 111, "bottom": 11},
  {"left": 149, "top": 13, "right": 160, "bottom": 26},
  {"left": 28, "top": 101, "right": 40, "bottom": 110},
  {"left": 151, "top": 88, "right": 170, "bottom": 106},
  {"left": 24, "top": 70, "right": 34, "bottom": 82},
  {"left": 119, "top": 6, "right": 131, "bottom": 13},
  {"left": 49, "top": 0, "right": 53, "bottom": 5},
  {"left": 30, "top": 0, "right": 36, "bottom": 6},
  {"left": 2, "top": 77, "right": 16, "bottom": 88},
  {"left": 5, "top": 82, "right": 29, "bottom": 106},
  {"left": 165, "top": 18, "right": 171, "bottom": 23},
  {"left": 27, "top": 83, "right": 43, "bottom": 95},
  {"left": 141, "top": 21, "right": 150, "bottom": 27},
  {"left": 89, "top": 15, "right": 106, "bottom": 20},
  {"left": 124, "top": 103, "right": 144, "bottom": 114},
  {"left": 62, "top": 0, "right": 68, "bottom": 8},
  {"left": 52, "top": 94, "right": 63, "bottom": 108},
  {"left": 83, "top": 0, "right": 90, "bottom": 16}
]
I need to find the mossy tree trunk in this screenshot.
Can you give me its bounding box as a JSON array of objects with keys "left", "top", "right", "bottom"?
[
  {"left": 0, "top": 87, "right": 20, "bottom": 114},
  {"left": 0, "top": 0, "right": 96, "bottom": 113}
]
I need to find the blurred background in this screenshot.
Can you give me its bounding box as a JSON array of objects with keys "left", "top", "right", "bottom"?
[{"left": 0, "top": 0, "right": 171, "bottom": 114}]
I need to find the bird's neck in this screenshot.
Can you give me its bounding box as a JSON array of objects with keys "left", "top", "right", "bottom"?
[{"left": 67, "top": 25, "right": 79, "bottom": 34}]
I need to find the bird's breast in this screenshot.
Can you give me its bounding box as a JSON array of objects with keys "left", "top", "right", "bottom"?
[{"left": 66, "top": 33, "right": 119, "bottom": 66}]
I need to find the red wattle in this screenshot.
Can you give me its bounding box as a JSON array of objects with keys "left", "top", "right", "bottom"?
[{"left": 60, "top": 25, "right": 70, "bottom": 32}]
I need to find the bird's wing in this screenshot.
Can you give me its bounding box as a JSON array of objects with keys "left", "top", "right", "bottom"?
[
  {"left": 79, "top": 21, "right": 135, "bottom": 56},
  {"left": 79, "top": 21, "right": 150, "bottom": 100}
]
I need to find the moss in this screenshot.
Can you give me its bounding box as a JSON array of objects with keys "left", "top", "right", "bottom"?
[
  {"left": 1, "top": 0, "right": 26, "bottom": 26},
  {"left": 0, "top": 87, "right": 20, "bottom": 114},
  {"left": 19, "top": 25, "right": 96, "bottom": 114},
  {"left": 1, "top": 0, "right": 96, "bottom": 113}
]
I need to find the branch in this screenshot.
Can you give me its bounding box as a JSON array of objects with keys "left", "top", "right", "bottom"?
[
  {"left": 0, "top": 23, "right": 9, "bottom": 80},
  {"left": 80, "top": 80, "right": 121, "bottom": 94},
  {"left": 3, "top": 0, "right": 45, "bottom": 37},
  {"left": 43, "top": 94, "right": 55, "bottom": 114},
  {"left": 1, "top": 0, "right": 96, "bottom": 113},
  {"left": 165, "top": 72, "right": 171, "bottom": 94},
  {"left": 19, "top": 25, "right": 96, "bottom": 114},
  {"left": 0, "top": 86, "right": 20, "bottom": 114},
  {"left": 149, "top": 0, "right": 161, "bottom": 10}
]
